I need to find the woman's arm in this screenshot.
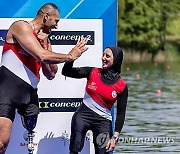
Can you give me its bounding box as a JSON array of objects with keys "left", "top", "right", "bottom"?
[
  {"left": 106, "top": 85, "right": 128, "bottom": 152},
  {"left": 114, "top": 85, "right": 128, "bottom": 133},
  {"left": 62, "top": 61, "right": 93, "bottom": 79}
]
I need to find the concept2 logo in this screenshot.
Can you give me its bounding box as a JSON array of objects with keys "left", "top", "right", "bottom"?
[
  {"left": 39, "top": 98, "right": 83, "bottom": 112},
  {"left": 49, "top": 31, "right": 94, "bottom": 45}
]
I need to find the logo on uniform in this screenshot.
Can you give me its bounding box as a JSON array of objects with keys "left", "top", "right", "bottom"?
[
  {"left": 88, "top": 82, "right": 97, "bottom": 90},
  {"left": 112, "top": 90, "right": 117, "bottom": 98}
]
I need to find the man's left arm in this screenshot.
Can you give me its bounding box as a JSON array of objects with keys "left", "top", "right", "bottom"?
[{"left": 39, "top": 31, "right": 58, "bottom": 80}]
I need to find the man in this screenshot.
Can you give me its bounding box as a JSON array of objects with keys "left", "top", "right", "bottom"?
[{"left": 0, "top": 3, "right": 88, "bottom": 153}]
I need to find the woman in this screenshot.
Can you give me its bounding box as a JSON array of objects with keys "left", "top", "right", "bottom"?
[{"left": 62, "top": 46, "right": 128, "bottom": 154}]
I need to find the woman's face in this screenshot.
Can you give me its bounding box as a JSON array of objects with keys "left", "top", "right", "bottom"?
[{"left": 102, "top": 48, "right": 114, "bottom": 69}]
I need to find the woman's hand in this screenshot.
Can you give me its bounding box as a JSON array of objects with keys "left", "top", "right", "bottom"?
[{"left": 106, "top": 138, "right": 116, "bottom": 152}]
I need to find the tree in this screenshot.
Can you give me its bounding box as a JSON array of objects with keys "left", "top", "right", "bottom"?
[
  {"left": 159, "top": 0, "right": 180, "bottom": 51},
  {"left": 118, "top": 0, "right": 161, "bottom": 55},
  {"left": 118, "top": 0, "right": 180, "bottom": 57}
]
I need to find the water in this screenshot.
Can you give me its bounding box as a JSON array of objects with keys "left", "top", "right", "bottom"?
[{"left": 114, "top": 62, "right": 180, "bottom": 154}]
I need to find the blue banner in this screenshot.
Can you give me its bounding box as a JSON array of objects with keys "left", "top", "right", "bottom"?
[{"left": 0, "top": 30, "right": 7, "bottom": 46}]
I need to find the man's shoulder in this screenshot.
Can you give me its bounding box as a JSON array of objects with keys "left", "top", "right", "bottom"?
[
  {"left": 9, "top": 20, "right": 31, "bottom": 34},
  {"left": 10, "top": 20, "right": 29, "bottom": 29}
]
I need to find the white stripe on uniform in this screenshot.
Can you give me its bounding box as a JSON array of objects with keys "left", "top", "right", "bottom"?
[
  {"left": 83, "top": 92, "right": 112, "bottom": 121},
  {"left": 1, "top": 50, "right": 39, "bottom": 88}
]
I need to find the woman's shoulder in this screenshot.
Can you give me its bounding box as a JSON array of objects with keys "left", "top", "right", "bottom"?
[
  {"left": 116, "top": 77, "right": 127, "bottom": 91},
  {"left": 92, "top": 67, "right": 101, "bottom": 72}
]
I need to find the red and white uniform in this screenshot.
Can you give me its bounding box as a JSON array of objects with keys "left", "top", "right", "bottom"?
[
  {"left": 1, "top": 32, "right": 41, "bottom": 89},
  {"left": 83, "top": 68, "right": 126, "bottom": 120}
]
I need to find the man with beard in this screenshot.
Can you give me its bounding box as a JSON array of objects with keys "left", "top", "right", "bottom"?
[{"left": 0, "top": 3, "right": 88, "bottom": 154}]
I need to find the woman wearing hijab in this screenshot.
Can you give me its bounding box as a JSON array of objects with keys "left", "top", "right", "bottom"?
[{"left": 62, "top": 46, "right": 128, "bottom": 154}]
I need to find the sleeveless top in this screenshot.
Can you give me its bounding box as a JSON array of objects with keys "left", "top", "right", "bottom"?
[
  {"left": 1, "top": 21, "right": 41, "bottom": 88},
  {"left": 83, "top": 68, "right": 126, "bottom": 120}
]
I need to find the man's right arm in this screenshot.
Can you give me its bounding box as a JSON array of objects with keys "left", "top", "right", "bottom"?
[{"left": 9, "top": 21, "right": 88, "bottom": 64}]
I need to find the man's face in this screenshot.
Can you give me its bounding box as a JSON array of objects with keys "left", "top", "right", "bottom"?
[{"left": 43, "top": 9, "right": 60, "bottom": 34}]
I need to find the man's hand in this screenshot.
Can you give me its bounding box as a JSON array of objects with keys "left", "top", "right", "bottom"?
[
  {"left": 42, "top": 63, "right": 58, "bottom": 80},
  {"left": 37, "top": 30, "right": 49, "bottom": 49},
  {"left": 68, "top": 37, "right": 88, "bottom": 61},
  {"left": 38, "top": 30, "right": 58, "bottom": 80}
]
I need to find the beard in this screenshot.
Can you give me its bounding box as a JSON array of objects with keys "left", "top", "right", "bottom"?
[{"left": 42, "top": 26, "right": 51, "bottom": 34}]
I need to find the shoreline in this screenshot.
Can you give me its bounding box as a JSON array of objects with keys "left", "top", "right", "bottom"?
[{"left": 124, "top": 50, "right": 180, "bottom": 63}]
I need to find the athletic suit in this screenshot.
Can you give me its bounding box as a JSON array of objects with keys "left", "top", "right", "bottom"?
[
  {"left": 62, "top": 62, "right": 128, "bottom": 154},
  {"left": 0, "top": 21, "right": 41, "bottom": 122}
]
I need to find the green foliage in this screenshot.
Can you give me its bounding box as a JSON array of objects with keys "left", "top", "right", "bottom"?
[
  {"left": 166, "top": 17, "right": 180, "bottom": 37},
  {"left": 118, "top": 0, "right": 180, "bottom": 56},
  {"left": 165, "top": 43, "right": 180, "bottom": 61}
]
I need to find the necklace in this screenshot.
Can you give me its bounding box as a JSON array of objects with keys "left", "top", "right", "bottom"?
[{"left": 32, "top": 21, "right": 35, "bottom": 31}]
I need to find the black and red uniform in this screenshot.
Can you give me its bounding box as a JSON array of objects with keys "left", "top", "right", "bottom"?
[
  {"left": 0, "top": 21, "right": 41, "bottom": 122},
  {"left": 62, "top": 46, "right": 128, "bottom": 154}
]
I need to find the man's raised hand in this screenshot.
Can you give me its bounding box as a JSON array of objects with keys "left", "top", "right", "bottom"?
[{"left": 68, "top": 37, "right": 89, "bottom": 61}]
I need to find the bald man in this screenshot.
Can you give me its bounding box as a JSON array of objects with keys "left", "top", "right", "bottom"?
[{"left": 0, "top": 3, "right": 88, "bottom": 153}]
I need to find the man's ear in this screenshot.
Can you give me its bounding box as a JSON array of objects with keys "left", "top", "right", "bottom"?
[{"left": 44, "top": 13, "right": 49, "bottom": 21}]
